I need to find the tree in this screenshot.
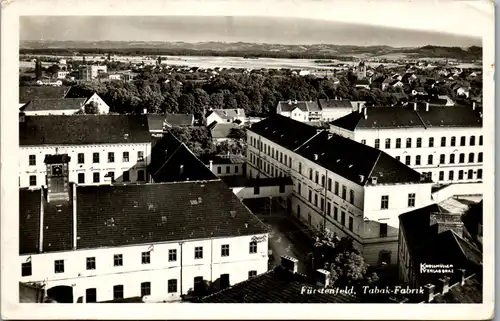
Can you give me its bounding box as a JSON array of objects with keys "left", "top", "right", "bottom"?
[
  {"left": 46, "top": 64, "right": 60, "bottom": 77},
  {"left": 84, "top": 101, "right": 99, "bottom": 114},
  {"left": 209, "top": 92, "right": 224, "bottom": 109}
]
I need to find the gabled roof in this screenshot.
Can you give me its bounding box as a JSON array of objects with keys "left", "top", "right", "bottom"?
[
  {"left": 198, "top": 266, "right": 360, "bottom": 303},
  {"left": 19, "top": 115, "right": 151, "bottom": 146},
  {"left": 209, "top": 108, "right": 246, "bottom": 120},
  {"left": 318, "top": 99, "right": 352, "bottom": 109},
  {"left": 19, "top": 86, "right": 71, "bottom": 104},
  {"left": 165, "top": 113, "right": 194, "bottom": 127},
  {"left": 147, "top": 114, "right": 166, "bottom": 132},
  {"left": 22, "top": 98, "right": 87, "bottom": 112},
  {"left": 330, "top": 106, "right": 482, "bottom": 130},
  {"left": 277, "top": 100, "right": 320, "bottom": 113},
  {"left": 209, "top": 122, "right": 241, "bottom": 139}
]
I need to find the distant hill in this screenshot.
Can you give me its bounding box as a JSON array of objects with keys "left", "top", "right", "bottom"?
[{"left": 19, "top": 41, "right": 482, "bottom": 61}]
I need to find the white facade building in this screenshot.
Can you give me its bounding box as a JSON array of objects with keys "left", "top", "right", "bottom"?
[
  {"left": 82, "top": 93, "right": 110, "bottom": 114},
  {"left": 19, "top": 115, "right": 152, "bottom": 188},
  {"left": 79, "top": 65, "right": 108, "bottom": 81},
  {"left": 206, "top": 108, "right": 247, "bottom": 125},
  {"left": 19, "top": 180, "right": 269, "bottom": 303},
  {"left": 328, "top": 104, "right": 483, "bottom": 186},
  {"left": 276, "top": 98, "right": 359, "bottom": 123},
  {"left": 246, "top": 115, "right": 434, "bottom": 266}
]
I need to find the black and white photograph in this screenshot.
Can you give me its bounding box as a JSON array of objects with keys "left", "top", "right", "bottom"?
[{"left": 1, "top": 0, "right": 494, "bottom": 319}]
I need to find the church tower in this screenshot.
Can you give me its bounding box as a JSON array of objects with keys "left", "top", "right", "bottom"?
[{"left": 356, "top": 61, "right": 367, "bottom": 80}]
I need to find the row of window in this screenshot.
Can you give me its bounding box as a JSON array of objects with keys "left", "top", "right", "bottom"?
[
  {"left": 28, "top": 151, "right": 145, "bottom": 166},
  {"left": 297, "top": 203, "right": 355, "bottom": 232},
  {"left": 249, "top": 137, "right": 292, "bottom": 168},
  {"left": 364, "top": 135, "right": 483, "bottom": 149},
  {"left": 216, "top": 165, "right": 239, "bottom": 175},
  {"left": 299, "top": 176, "right": 355, "bottom": 205},
  {"left": 379, "top": 193, "right": 416, "bottom": 210},
  {"left": 433, "top": 169, "right": 483, "bottom": 181},
  {"left": 28, "top": 169, "right": 146, "bottom": 187},
  {"left": 396, "top": 152, "right": 483, "bottom": 166},
  {"left": 21, "top": 243, "right": 260, "bottom": 277},
  {"left": 249, "top": 153, "right": 288, "bottom": 179}
]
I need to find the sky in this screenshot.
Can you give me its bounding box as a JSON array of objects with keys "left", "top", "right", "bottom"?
[{"left": 19, "top": 1, "right": 486, "bottom": 48}]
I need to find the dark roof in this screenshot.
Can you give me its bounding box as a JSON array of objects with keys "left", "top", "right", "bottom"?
[
  {"left": 202, "top": 154, "right": 246, "bottom": 165},
  {"left": 42, "top": 195, "right": 74, "bottom": 252},
  {"left": 75, "top": 181, "right": 267, "bottom": 249},
  {"left": 44, "top": 154, "right": 71, "bottom": 164},
  {"left": 22, "top": 98, "right": 86, "bottom": 112},
  {"left": 147, "top": 114, "right": 165, "bottom": 132},
  {"left": 19, "top": 115, "right": 151, "bottom": 146},
  {"left": 431, "top": 274, "right": 482, "bottom": 303},
  {"left": 330, "top": 106, "right": 482, "bottom": 130},
  {"left": 209, "top": 122, "right": 242, "bottom": 139},
  {"left": 354, "top": 79, "right": 370, "bottom": 85},
  {"left": 19, "top": 86, "right": 71, "bottom": 104},
  {"left": 198, "top": 266, "right": 360, "bottom": 303},
  {"left": 221, "top": 176, "right": 293, "bottom": 188},
  {"left": 148, "top": 132, "right": 183, "bottom": 176},
  {"left": 209, "top": 108, "right": 246, "bottom": 120},
  {"left": 19, "top": 189, "right": 42, "bottom": 255},
  {"left": 165, "top": 113, "right": 194, "bottom": 127},
  {"left": 318, "top": 98, "right": 352, "bottom": 109},
  {"left": 63, "top": 86, "right": 93, "bottom": 99},
  {"left": 250, "top": 114, "right": 319, "bottom": 151},
  {"left": 277, "top": 101, "right": 320, "bottom": 112}
]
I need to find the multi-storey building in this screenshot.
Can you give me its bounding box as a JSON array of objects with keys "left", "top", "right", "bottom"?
[
  {"left": 19, "top": 115, "right": 152, "bottom": 188},
  {"left": 246, "top": 114, "right": 434, "bottom": 266},
  {"left": 79, "top": 65, "right": 108, "bottom": 81},
  {"left": 19, "top": 174, "right": 269, "bottom": 303},
  {"left": 328, "top": 103, "right": 483, "bottom": 185}
]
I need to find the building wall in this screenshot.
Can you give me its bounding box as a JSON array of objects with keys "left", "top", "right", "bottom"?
[
  {"left": 19, "top": 143, "right": 151, "bottom": 188},
  {"left": 210, "top": 163, "right": 244, "bottom": 177},
  {"left": 19, "top": 234, "right": 269, "bottom": 302},
  {"left": 85, "top": 93, "right": 110, "bottom": 114},
  {"left": 24, "top": 109, "right": 81, "bottom": 116},
  {"left": 321, "top": 108, "right": 352, "bottom": 122},
  {"left": 231, "top": 184, "right": 292, "bottom": 200},
  {"left": 431, "top": 182, "right": 484, "bottom": 203}
]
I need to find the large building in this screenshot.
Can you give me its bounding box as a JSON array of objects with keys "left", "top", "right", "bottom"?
[
  {"left": 19, "top": 177, "right": 269, "bottom": 303},
  {"left": 79, "top": 65, "right": 108, "bottom": 81},
  {"left": 329, "top": 104, "right": 483, "bottom": 185},
  {"left": 19, "top": 115, "right": 152, "bottom": 188},
  {"left": 246, "top": 114, "right": 434, "bottom": 266}
]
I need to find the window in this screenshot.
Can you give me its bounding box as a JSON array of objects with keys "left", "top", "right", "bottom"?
[
  {"left": 78, "top": 173, "right": 85, "bottom": 184},
  {"left": 298, "top": 162, "right": 302, "bottom": 174},
  {"left": 86, "top": 288, "right": 96, "bottom": 303},
  {"left": 449, "top": 171, "right": 454, "bottom": 181},
  {"left": 220, "top": 274, "right": 230, "bottom": 289},
  {"left": 168, "top": 279, "right": 178, "bottom": 293},
  {"left": 21, "top": 262, "right": 32, "bottom": 276},
  {"left": 108, "top": 152, "right": 114, "bottom": 163},
  {"left": 54, "top": 260, "right": 64, "bottom": 273},
  {"left": 308, "top": 190, "right": 312, "bottom": 202},
  {"left": 320, "top": 197, "right": 324, "bottom": 211},
  {"left": 341, "top": 211, "right": 346, "bottom": 226},
  {"left": 439, "top": 171, "right": 444, "bottom": 181},
  {"left": 29, "top": 175, "right": 36, "bottom": 186},
  {"left": 123, "top": 170, "right": 130, "bottom": 182},
  {"left": 395, "top": 138, "right": 401, "bottom": 148},
  {"left": 408, "top": 193, "right": 416, "bottom": 207},
  {"left": 93, "top": 152, "right": 99, "bottom": 163},
  {"left": 113, "top": 285, "right": 124, "bottom": 300},
  {"left": 479, "top": 135, "right": 483, "bottom": 145},
  {"left": 416, "top": 138, "right": 422, "bottom": 148},
  {"left": 226, "top": 166, "right": 230, "bottom": 174},
  {"left": 314, "top": 194, "right": 318, "bottom": 207},
  {"left": 361, "top": 139, "right": 366, "bottom": 144},
  {"left": 467, "top": 169, "right": 473, "bottom": 179},
  {"left": 195, "top": 247, "right": 203, "bottom": 259},
  {"left": 450, "top": 136, "right": 456, "bottom": 146},
  {"left": 29, "top": 155, "right": 36, "bottom": 166},
  {"left": 334, "top": 182, "right": 339, "bottom": 195},
  {"left": 349, "top": 190, "right": 355, "bottom": 204},
  {"left": 248, "top": 270, "right": 257, "bottom": 279},
  {"left": 221, "top": 244, "right": 230, "bottom": 257},
  {"left": 381, "top": 195, "right": 389, "bottom": 209},
  {"left": 327, "top": 178, "right": 332, "bottom": 191},
  {"left": 123, "top": 151, "right": 129, "bottom": 162},
  {"left": 374, "top": 139, "right": 380, "bottom": 149},
  {"left": 459, "top": 153, "right": 465, "bottom": 164},
  {"left": 468, "top": 153, "right": 475, "bottom": 163},
  {"left": 415, "top": 155, "right": 421, "bottom": 165},
  {"left": 114, "top": 254, "right": 123, "bottom": 266},
  {"left": 439, "top": 154, "right": 445, "bottom": 164},
  {"left": 460, "top": 136, "right": 466, "bottom": 146},
  {"left": 405, "top": 155, "right": 411, "bottom": 165},
  {"left": 235, "top": 166, "right": 239, "bottom": 173},
  {"left": 428, "top": 137, "right": 434, "bottom": 147},
  {"left": 168, "top": 249, "right": 177, "bottom": 262},
  {"left": 327, "top": 202, "right": 331, "bottom": 216},
  {"left": 458, "top": 170, "right": 464, "bottom": 180},
  {"left": 450, "top": 154, "right": 455, "bottom": 164},
  {"left": 249, "top": 241, "right": 257, "bottom": 254},
  {"left": 78, "top": 153, "right": 85, "bottom": 164},
  {"left": 141, "top": 282, "right": 151, "bottom": 296},
  {"left": 138, "top": 151, "right": 144, "bottom": 161},
  {"left": 297, "top": 183, "right": 302, "bottom": 195},
  {"left": 470, "top": 136, "right": 475, "bottom": 146},
  {"left": 385, "top": 138, "right": 391, "bottom": 149},
  {"left": 142, "top": 251, "right": 151, "bottom": 264},
  {"left": 297, "top": 205, "right": 301, "bottom": 217},
  {"left": 333, "top": 207, "right": 338, "bottom": 221},
  {"left": 137, "top": 170, "right": 145, "bottom": 181},
  {"left": 217, "top": 166, "right": 222, "bottom": 174},
  {"left": 396, "top": 156, "right": 400, "bottom": 162},
  {"left": 321, "top": 175, "right": 325, "bottom": 187},
  {"left": 406, "top": 138, "right": 412, "bottom": 148},
  {"left": 441, "top": 137, "right": 446, "bottom": 147},
  {"left": 380, "top": 223, "right": 388, "bottom": 237},
  {"left": 254, "top": 186, "right": 260, "bottom": 195},
  {"left": 93, "top": 172, "right": 100, "bottom": 183},
  {"left": 279, "top": 184, "right": 285, "bottom": 193},
  {"left": 340, "top": 186, "right": 346, "bottom": 200},
  {"left": 427, "top": 155, "right": 433, "bottom": 165},
  {"left": 315, "top": 171, "right": 319, "bottom": 184},
  {"left": 309, "top": 169, "right": 313, "bottom": 180},
  {"left": 86, "top": 257, "right": 96, "bottom": 270},
  {"left": 348, "top": 217, "right": 354, "bottom": 231},
  {"left": 478, "top": 152, "right": 483, "bottom": 163},
  {"left": 477, "top": 169, "right": 483, "bottom": 179}
]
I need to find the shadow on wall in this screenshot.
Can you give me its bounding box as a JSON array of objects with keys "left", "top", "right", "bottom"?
[
  {"left": 182, "top": 276, "right": 230, "bottom": 301},
  {"left": 46, "top": 285, "right": 73, "bottom": 303}
]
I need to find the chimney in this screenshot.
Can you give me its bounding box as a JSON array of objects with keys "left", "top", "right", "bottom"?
[
  {"left": 423, "top": 284, "right": 435, "bottom": 303},
  {"left": 371, "top": 176, "right": 378, "bottom": 185},
  {"left": 281, "top": 255, "right": 298, "bottom": 274},
  {"left": 314, "top": 154, "right": 319, "bottom": 161},
  {"left": 209, "top": 160, "right": 213, "bottom": 171},
  {"left": 473, "top": 102, "right": 476, "bottom": 110},
  {"left": 72, "top": 183, "right": 77, "bottom": 250},
  {"left": 179, "top": 164, "right": 184, "bottom": 177},
  {"left": 425, "top": 102, "right": 430, "bottom": 112},
  {"left": 439, "top": 276, "right": 450, "bottom": 294},
  {"left": 458, "top": 269, "right": 466, "bottom": 286},
  {"left": 316, "top": 269, "right": 331, "bottom": 288}
]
